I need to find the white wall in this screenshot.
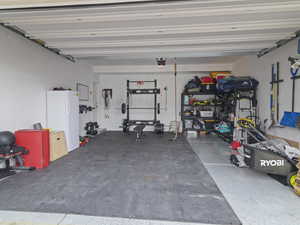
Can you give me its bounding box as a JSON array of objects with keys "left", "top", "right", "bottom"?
[
  {"left": 233, "top": 38, "right": 300, "bottom": 141},
  {"left": 0, "top": 26, "right": 96, "bottom": 135},
  {"left": 98, "top": 71, "right": 230, "bottom": 131}
]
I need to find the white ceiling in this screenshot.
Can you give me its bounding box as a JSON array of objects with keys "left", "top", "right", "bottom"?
[{"left": 0, "top": 0, "right": 299, "bottom": 66}]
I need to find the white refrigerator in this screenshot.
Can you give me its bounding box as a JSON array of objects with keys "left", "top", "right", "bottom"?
[{"left": 47, "top": 91, "right": 79, "bottom": 152}]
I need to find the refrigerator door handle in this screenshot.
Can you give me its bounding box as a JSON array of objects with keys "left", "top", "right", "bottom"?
[{"left": 65, "top": 100, "right": 70, "bottom": 115}]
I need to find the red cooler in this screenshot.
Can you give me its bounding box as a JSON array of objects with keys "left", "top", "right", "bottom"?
[{"left": 15, "top": 130, "right": 50, "bottom": 169}]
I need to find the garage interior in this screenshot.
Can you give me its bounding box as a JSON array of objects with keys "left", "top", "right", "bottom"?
[{"left": 0, "top": 1, "right": 300, "bottom": 225}]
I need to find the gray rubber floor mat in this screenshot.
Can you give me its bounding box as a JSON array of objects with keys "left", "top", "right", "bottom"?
[{"left": 0, "top": 132, "right": 241, "bottom": 224}]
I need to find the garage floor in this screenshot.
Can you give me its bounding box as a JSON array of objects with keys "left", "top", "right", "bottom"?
[
  {"left": 0, "top": 132, "right": 240, "bottom": 225},
  {"left": 188, "top": 135, "right": 300, "bottom": 225}
]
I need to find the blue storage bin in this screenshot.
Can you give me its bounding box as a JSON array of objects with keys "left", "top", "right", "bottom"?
[{"left": 280, "top": 111, "right": 300, "bottom": 128}]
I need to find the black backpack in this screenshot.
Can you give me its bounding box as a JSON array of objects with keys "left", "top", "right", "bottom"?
[{"left": 184, "top": 76, "right": 201, "bottom": 90}]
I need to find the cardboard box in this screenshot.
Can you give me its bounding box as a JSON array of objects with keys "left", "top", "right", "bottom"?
[
  {"left": 199, "top": 131, "right": 208, "bottom": 136},
  {"left": 50, "top": 131, "right": 68, "bottom": 162},
  {"left": 267, "top": 134, "right": 300, "bottom": 149}
]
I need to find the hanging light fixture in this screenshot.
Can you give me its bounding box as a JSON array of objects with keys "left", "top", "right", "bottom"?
[{"left": 156, "top": 57, "right": 167, "bottom": 66}]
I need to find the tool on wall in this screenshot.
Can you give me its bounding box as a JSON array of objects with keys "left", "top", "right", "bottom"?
[
  {"left": 102, "top": 89, "right": 112, "bottom": 109},
  {"left": 290, "top": 66, "right": 300, "bottom": 112},
  {"left": 164, "top": 86, "right": 168, "bottom": 111},
  {"left": 102, "top": 89, "right": 112, "bottom": 119},
  {"left": 79, "top": 105, "right": 95, "bottom": 114},
  {"left": 270, "top": 62, "right": 284, "bottom": 123},
  {"left": 270, "top": 64, "right": 275, "bottom": 124},
  {"left": 285, "top": 42, "right": 300, "bottom": 117},
  {"left": 270, "top": 62, "right": 284, "bottom": 126},
  {"left": 289, "top": 56, "right": 300, "bottom": 69},
  {"left": 289, "top": 44, "right": 300, "bottom": 112},
  {"left": 276, "top": 54, "right": 300, "bottom": 128},
  {"left": 279, "top": 57, "right": 300, "bottom": 128}
]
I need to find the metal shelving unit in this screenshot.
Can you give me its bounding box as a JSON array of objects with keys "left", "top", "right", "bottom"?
[{"left": 181, "top": 91, "right": 220, "bottom": 132}]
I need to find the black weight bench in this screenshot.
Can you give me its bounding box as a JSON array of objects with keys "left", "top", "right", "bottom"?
[{"left": 133, "top": 124, "right": 146, "bottom": 141}]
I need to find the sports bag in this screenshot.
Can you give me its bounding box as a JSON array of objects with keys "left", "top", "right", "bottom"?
[
  {"left": 184, "top": 76, "right": 201, "bottom": 91},
  {"left": 217, "top": 76, "right": 259, "bottom": 92}
]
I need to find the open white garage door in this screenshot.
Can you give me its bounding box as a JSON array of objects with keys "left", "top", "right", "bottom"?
[
  {"left": 0, "top": 0, "right": 158, "bottom": 9},
  {"left": 0, "top": 0, "right": 299, "bottom": 59}
]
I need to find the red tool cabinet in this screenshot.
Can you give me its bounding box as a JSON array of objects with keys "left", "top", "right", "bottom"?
[{"left": 15, "top": 130, "right": 50, "bottom": 169}]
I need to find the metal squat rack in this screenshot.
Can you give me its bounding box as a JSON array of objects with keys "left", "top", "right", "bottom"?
[{"left": 121, "top": 80, "right": 164, "bottom": 138}]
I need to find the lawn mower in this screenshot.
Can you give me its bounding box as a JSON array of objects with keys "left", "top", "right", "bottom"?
[{"left": 230, "top": 118, "right": 299, "bottom": 187}]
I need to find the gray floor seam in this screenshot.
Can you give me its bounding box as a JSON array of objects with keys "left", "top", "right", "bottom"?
[{"left": 57, "top": 214, "right": 68, "bottom": 225}]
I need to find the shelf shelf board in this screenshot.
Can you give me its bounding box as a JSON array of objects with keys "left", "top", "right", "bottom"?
[
  {"left": 183, "top": 128, "right": 214, "bottom": 131},
  {"left": 182, "top": 116, "right": 216, "bottom": 120},
  {"left": 182, "top": 91, "right": 216, "bottom": 95},
  {"left": 183, "top": 104, "right": 221, "bottom": 107}
]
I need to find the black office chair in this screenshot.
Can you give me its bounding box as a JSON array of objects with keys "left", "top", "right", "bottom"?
[{"left": 0, "top": 131, "right": 35, "bottom": 177}]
